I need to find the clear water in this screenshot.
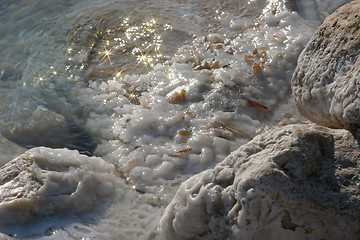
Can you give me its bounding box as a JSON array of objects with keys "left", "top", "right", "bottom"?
[{"left": 0, "top": 0, "right": 352, "bottom": 238}]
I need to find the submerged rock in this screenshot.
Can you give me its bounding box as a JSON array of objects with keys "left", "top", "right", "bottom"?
[
  {"left": 1, "top": 106, "right": 96, "bottom": 156},
  {"left": 0, "top": 147, "right": 116, "bottom": 224},
  {"left": 159, "top": 124, "right": 360, "bottom": 239},
  {"left": 292, "top": 0, "right": 360, "bottom": 129}
]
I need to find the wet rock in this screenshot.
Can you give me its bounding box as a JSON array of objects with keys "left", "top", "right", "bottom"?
[
  {"left": 159, "top": 124, "right": 360, "bottom": 239},
  {"left": 292, "top": 1, "right": 360, "bottom": 129},
  {"left": 0, "top": 64, "right": 22, "bottom": 84},
  {"left": 1, "top": 106, "right": 96, "bottom": 156},
  {"left": 0, "top": 232, "right": 15, "bottom": 240},
  {"left": 0, "top": 133, "right": 26, "bottom": 167},
  {"left": 0, "top": 147, "right": 116, "bottom": 224}
]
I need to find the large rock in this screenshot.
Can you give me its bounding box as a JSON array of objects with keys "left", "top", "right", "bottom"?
[
  {"left": 292, "top": 1, "right": 360, "bottom": 129},
  {"left": 159, "top": 124, "right": 360, "bottom": 239},
  {"left": 0, "top": 147, "right": 116, "bottom": 224}
]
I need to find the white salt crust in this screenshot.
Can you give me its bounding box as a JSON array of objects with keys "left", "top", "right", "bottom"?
[
  {"left": 0, "top": 147, "right": 162, "bottom": 239},
  {"left": 292, "top": 0, "right": 360, "bottom": 129},
  {"left": 0, "top": 0, "right": 353, "bottom": 239},
  {"left": 79, "top": 0, "right": 314, "bottom": 205},
  {"left": 159, "top": 124, "right": 360, "bottom": 239},
  {"left": 0, "top": 147, "right": 117, "bottom": 224}
]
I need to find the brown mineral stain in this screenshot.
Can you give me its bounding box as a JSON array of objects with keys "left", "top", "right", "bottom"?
[{"left": 169, "top": 89, "right": 186, "bottom": 104}]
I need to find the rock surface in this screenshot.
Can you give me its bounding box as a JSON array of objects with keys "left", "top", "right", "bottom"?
[
  {"left": 292, "top": 1, "right": 360, "bottom": 129},
  {"left": 159, "top": 124, "right": 360, "bottom": 239},
  {"left": 1, "top": 106, "right": 96, "bottom": 156},
  {"left": 0, "top": 147, "right": 116, "bottom": 224}
]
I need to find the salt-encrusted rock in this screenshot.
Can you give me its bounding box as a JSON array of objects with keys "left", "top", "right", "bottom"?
[
  {"left": 0, "top": 233, "right": 15, "bottom": 240},
  {"left": 1, "top": 106, "right": 96, "bottom": 155},
  {"left": 0, "top": 147, "right": 116, "bottom": 224},
  {"left": 292, "top": 1, "right": 360, "bottom": 129},
  {"left": 159, "top": 124, "right": 360, "bottom": 239}
]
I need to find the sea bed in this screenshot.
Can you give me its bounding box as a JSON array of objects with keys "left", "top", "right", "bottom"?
[{"left": 0, "top": 0, "right": 352, "bottom": 239}]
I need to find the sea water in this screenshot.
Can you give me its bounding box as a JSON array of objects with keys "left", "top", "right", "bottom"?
[{"left": 0, "top": 0, "right": 351, "bottom": 239}]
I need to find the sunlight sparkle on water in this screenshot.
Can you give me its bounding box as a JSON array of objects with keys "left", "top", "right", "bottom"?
[{"left": 99, "top": 45, "right": 114, "bottom": 63}]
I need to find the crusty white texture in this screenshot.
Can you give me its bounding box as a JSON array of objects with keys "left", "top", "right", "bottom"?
[
  {"left": 159, "top": 124, "right": 360, "bottom": 239},
  {"left": 292, "top": 0, "right": 360, "bottom": 129},
  {"left": 0, "top": 147, "right": 117, "bottom": 224},
  {"left": 80, "top": 0, "right": 314, "bottom": 205},
  {"left": 0, "top": 147, "right": 164, "bottom": 239}
]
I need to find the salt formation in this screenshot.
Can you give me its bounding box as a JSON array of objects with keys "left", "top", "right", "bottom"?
[
  {"left": 159, "top": 123, "right": 360, "bottom": 239},
  {"left": 0, "top": 0, "right": 354, "bottom": 239},
  {"left": 159, "top": 2, "right": 360, "bottom": 239},
  {"left": 79, "top": 0, "right": 314, "bottom": 204},
  {"left": 292, "top": 0, "right": 360, "bottom": 129},
  {"left": 0, "top": 147, "right": 116, "bottom": 224},
  {"left": 0, "top": 233, "right": 14, "bottom": 240},
  {"left": 0, "top": 147, "right": 164, "bottom": 239},
  {"left": 1, "top": 106, "right": 96, "bottom": 155}
]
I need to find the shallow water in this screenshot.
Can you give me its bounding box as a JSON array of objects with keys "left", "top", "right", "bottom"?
[
  {"left": 0, "top": 0, "right": 255, "bottom": 164},
  {"left": 0, "top": 0, "right": 352, "bottom": 238},
  {"left": 0, "top": 0, "right": 348, "bottom": 163}
]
